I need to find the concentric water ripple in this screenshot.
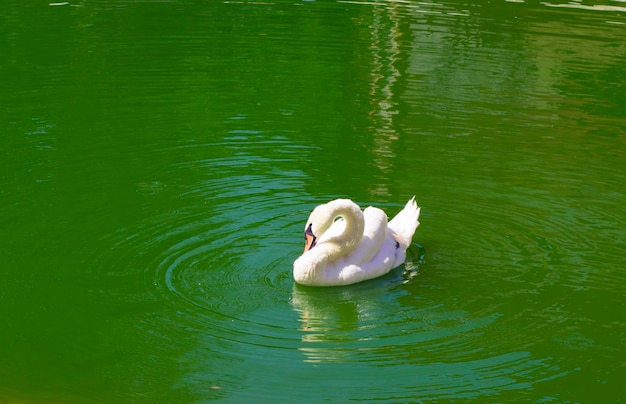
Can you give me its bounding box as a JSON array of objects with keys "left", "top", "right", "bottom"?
[
  {"left": 90, "top": 106, "right": 614, "bottom": 399},
  {"left": 3, "top": 0, "right": 624, "bottom": 401},
  {"left": 89, "top": 148, "right": 575, "bottom": 400}
]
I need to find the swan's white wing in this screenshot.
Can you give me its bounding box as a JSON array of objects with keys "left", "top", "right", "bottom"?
[
  {"left": 341, "top": 206, "right": 388, "bottom": 265},
  {"left": 328, "top": 236, "right": 398, "bottom": 285}
]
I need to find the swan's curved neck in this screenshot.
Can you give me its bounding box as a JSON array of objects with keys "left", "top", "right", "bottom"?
[
  {"left": 325, "top": 201, "right": 364, "bottom": 252},
  {"left": 311, "top": 199, "right": 365, "bottom": 262},
  {"left": 294, "top": 199, "right": 365, "bottom": 285}
]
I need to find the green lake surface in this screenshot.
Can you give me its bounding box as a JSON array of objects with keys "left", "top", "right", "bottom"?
[{"left": 1, "top": 0, "right": 625, "bottom": 402}]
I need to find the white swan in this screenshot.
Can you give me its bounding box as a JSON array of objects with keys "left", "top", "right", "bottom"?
[{"left": 293, "top": 197, "right": 421, "bottom": 286}]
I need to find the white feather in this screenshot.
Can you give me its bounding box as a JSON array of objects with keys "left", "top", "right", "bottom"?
[{"left": 293, "top": 197, "right": 421, "bottom": 286}]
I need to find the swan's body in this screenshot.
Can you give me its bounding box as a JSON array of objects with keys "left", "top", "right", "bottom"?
[{"left": 293, "top": 197, "right": 420, "bottom": 286}]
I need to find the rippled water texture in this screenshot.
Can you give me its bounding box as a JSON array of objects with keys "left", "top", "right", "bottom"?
[{"left": 1, "top": 0, "right": 625, "bottom": 402}]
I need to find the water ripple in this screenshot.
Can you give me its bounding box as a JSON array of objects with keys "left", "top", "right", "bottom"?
[{"left": 93, "top": 137, "right": 573, "bottom": 399}]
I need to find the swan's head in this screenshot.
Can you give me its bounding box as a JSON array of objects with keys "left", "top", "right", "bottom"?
[
  {"left": 303, "top": 205, "right": 332, "bottom": 253},
  {"left": 302, "top": 199, "right": 355, "bottom": 253}
]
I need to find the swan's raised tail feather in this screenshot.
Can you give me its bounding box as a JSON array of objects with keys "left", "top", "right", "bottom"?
[{"left": 387, "top": 196, "right": 420, "bottom": 248}]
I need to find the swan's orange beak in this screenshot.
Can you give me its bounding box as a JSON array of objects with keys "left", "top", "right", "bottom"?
[
  {"left": 304, "top": 233, "right": 316, "bottom": 252},
  {"left": 304, "top": 223, "right": 317, "bottom": 252}
]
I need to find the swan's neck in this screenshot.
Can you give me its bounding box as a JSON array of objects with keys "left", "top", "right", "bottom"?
[
  {"left": 320, "top": 199, "right": 364, "bottom": 254},
  {"left": 294, "top": 200, "right": 365, "bottom": 284}
]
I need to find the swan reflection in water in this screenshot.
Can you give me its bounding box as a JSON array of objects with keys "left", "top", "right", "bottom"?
[
  {"left": 290, "top": 255, "right": 422, "bottom": 363},
  {"left": 290, "top": 282, "right": 391, "bottom": 363}
]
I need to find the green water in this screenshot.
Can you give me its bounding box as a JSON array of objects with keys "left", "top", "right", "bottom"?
[{"left": 1, "top": 0, "right": 625, "bottom": 402}]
